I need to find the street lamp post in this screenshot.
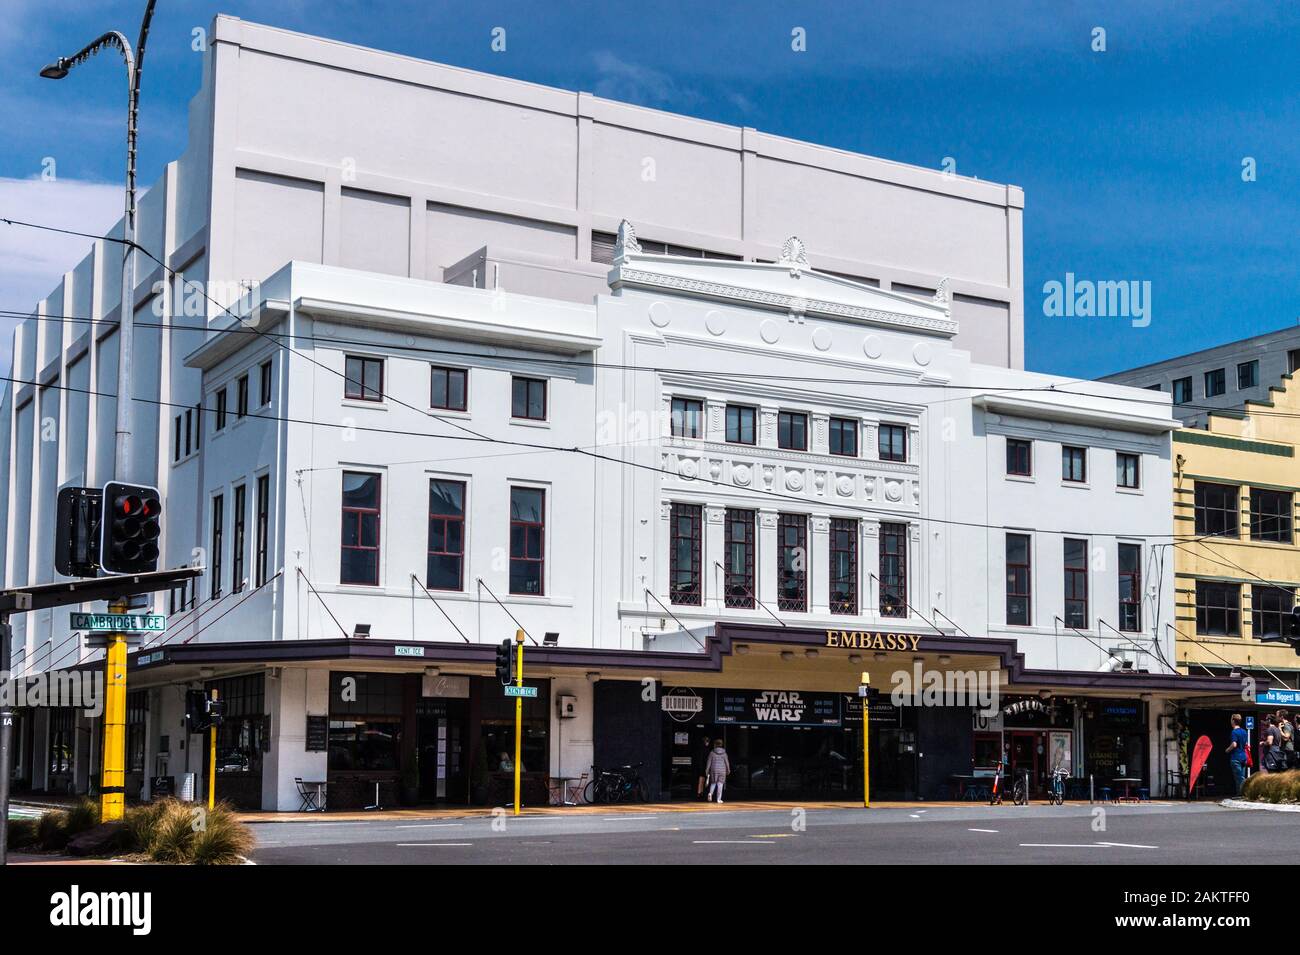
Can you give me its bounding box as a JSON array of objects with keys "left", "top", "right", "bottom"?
[
  {"left": 40, "top": 0, "right": 158, "bottom": 485},
  {"left": 38, "top": 0, "right": 158, "bottom": 824}
]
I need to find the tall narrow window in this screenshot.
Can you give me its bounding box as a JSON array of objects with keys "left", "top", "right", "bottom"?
[
  {"left": 725, "top": 405, "right": 756, "bottom": 445},
  {"left": 670, "top": 398, "right": 703, "bottom": 439},
  {"left": 215, "top": 388, "right": 228, "bottom": 431},
  {"left": 344, "top": 355, "right": 384, "bottom": 401},
  {"left": 879, "top": 522, "right": 908, "bottom": 618},
  {"left": 1196, "top": 580, "right": 1239, "bottom": 636},
  {"left": 1250, "top": 488, "right": 1293, "bottom": 543},
  {"left": 427, "top": 480, "right": 466, "bottom": 590},
  {"left": 1006, "top": 533, "right": 1031, "bottom": 626},
  {"left": 509, "top": 488, "right": 545, "bottom": 595},
  {"left": 1172, "top": 377, "right": 1192, "bottom": 403},
  {"left": 511, "top": 377, "right": 547, "bottom": 420},
  {"left": 185, "top": 407, "right": 194, "bottom": 456},
  {"left": 1063, "top": 538, "right": 1089, "bottom": 629},
  {"left": 1237, "top": 360, "right": 1258, "bottom": 390},
  {"left": 236, "top": 374, "right": 249, "bottom": 419},
  {"left": 340, "top": 472, "right": 381, "bottom": 585},
  {"left": 1118, "top": 543, "right": 1141, "bottom": 632},
  {"left": 1194, "top": 482, "right": 1240, "bottom": 537},
  {"left": 431, "top": 366, "right": 468, "bottom": 412},
  {"left": 231, "top": 484, "right": 247, "bottom": 593},
  {"left": 259, "top": 359, "right": 273, "bottom": 406},
  {"left": 255, "top": 474, "right": 270, "bottom": 588},
  {"left": 1204, "top": 368, "right": 1226, "bottom": 398},
  {"left": 173, "top": 415, "right": 183, "bottom": 463},
  {"left": 1062, "top": 446, "right": 1087, "bottom": 483},
  {"left": 210, "top": 493, "right": 224, "bottom": 600},
  {"left": 723, "top": 509, "right": 755, "bottom": 609},
  {"left": 194, "top": 404, "right": 202, "bottom": 450},
  {"left": 778, "top": 412, "right": 808, "bottom": 451},
  {"left": 1116, "top": 452, "right": 1140, "bottom": 489},
  {"left": 829, "top": 417, "right": 858, "bottom": 457},
  {"left": 669, "top": 503, "right": 702, "bottom": 606},
  {"left": 878, "top": 424, "right": 907, "bottom": 462},
  {"left": 1006, "top": 439, "right": 1033, "bottom": 477},
  {"left": 829, "top": 518, "right": 858, "bottom": 615},
  {"left": 777, "top": 514, "right": 808, "bottom": 612}
]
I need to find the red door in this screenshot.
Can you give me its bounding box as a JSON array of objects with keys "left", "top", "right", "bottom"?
[{"left": 1008, "top": 731, "right": 1040, "bottom": 793}]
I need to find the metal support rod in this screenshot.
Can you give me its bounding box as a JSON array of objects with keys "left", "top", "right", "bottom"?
[
  {"left": 0, "top": 614, "right": 13, "bottom": 865},
  {"left": 207, "top": 688, "right": 218, "bottom": 811},
  {"left": 513, "top": 629, "right": 524, "bottom": 816}
]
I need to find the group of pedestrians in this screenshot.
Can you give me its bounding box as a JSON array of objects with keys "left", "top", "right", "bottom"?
[{"left": 1227, "top": 710, "right": 1296, "bottom": 795}]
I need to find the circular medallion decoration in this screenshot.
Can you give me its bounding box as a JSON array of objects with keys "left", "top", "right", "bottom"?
[
  {"left": 863, "top": 335, "right": 883, "bottom": 359},
  {"left": 785, "top": 470, "right": 805, "bottom": 491},
  {"left": 912, "top": 342, "right": 932, "bottom": 366},
  {"left": 705, "top": 309, "right": 728, "bottom": 336},
  {"left": 759, "top": 319, "right": 782, "bottom": 344},
  {"left": 812, "top": 326, "right": 832, "bottom": 351},
  {"left": 884, "top": 479, "right": 904, "bottom": 502},
  {"left": 648, "top": 302, "right": 671, "bottom": 328},
  {"left": 733, "top": 464, "right": 752, "bottom": 486},
  {"left": 837, "top": 475, "right": 855, "bottom": 496},
  {"left": 679, "top": 458, "right": 699, "bottom": 480}
]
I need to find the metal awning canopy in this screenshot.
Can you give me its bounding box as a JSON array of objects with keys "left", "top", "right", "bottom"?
[{"left": 0, "top": 567, "right": 204, "bottom": 613}]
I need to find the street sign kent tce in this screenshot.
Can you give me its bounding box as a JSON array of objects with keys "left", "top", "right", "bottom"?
[{"left": 504, "top": 685, "right": 538, "bottom": 698}]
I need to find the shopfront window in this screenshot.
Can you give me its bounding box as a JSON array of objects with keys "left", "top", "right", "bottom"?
[
  {"left": 328, "top": 672, "right": 404, "bottom": 772},
  {"left": 49, "top": 709, "right": 74, "bottom": 776},
  {"left": 476, "top": 677, "right": 548, "bottom": 777},
  {"left": 205, "top": 673, "right": 266, "bottom": 776},
  {"left": 127, "top": 690, "right": 147, "bottom": 774}
]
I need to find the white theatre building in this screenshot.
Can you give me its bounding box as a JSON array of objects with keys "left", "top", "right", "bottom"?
[{"left": 1, "top": 17, "right": 1241, "bottom": 810}]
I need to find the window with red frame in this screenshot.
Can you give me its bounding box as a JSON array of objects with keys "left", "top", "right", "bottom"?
[
  {"left": 427, "top": 479, "right": 466, "bottom": 590},
  {"left": 340, "top": 472, "right": 381, "bottom": 585},
  {"left": 510, "top": 487, "right": 545, "bottom": 595}
]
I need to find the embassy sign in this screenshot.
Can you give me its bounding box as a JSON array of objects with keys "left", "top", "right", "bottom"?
[{"left": 824, "top": 630, "right": 925, "bottom": 652}]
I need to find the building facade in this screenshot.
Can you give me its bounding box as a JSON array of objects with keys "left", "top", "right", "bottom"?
[
  {"left": 2, "top": 18, "right": 1246, "bottom": 810},
  {"left": 1101, "top": 324, "right": 1300, "bottom": 427}
]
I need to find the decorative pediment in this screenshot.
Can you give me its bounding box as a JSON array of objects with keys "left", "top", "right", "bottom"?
[{"left": 607, "top": 233, "right": 958, "bottom": 338}]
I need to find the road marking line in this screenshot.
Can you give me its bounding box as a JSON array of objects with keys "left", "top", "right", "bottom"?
[
  {"left": 393, "top": 823, "right": 465, "bottom": 829},
  {"left": 397, "top": 842, "right": 474, "bottom": 847},
  {"left": 600, "top": 815, "right": 659, "bottom": 820},
  {"left": 748, "top": 833, "right": 795, "bottom": 838},
  {"left": 1019, "top": 843, "right": 1107, "bottom": 848},
  {"left": 692, "top": 840, "right": 774, "bottom": 845},
  {"left": 967, "top": 828, "right": 999, "bottom": 833},
  {"left": 1096, "top": 842, "right": 1158, "bottom": 849}
]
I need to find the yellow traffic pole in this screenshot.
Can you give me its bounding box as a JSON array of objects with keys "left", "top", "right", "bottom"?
[
  {"left": 861, "top": 671, "right": 871, "bottom": 809},
  {"left": 99, "top": 608, "right": 128, "bottom": 822},
  {"left": 513, "top": 629, "right": 524, "bottom": 816},
  {"left": 208, "top": 688, "right": 219, "bottom": 811}
]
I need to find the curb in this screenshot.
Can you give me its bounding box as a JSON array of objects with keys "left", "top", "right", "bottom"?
[{"left": 1219, "top": 798, "right": 1300, "bottom": 813}]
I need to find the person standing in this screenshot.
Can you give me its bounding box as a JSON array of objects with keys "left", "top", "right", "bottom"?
[
  {"left": 694, "top": 735, "right": 713, "bottom": 800},
  {"left": 1226, "top": 714, "right": 1249, "bottom": 795},
  {"left": 705, "top": 738, "right": 731, "bottom": 804},
  {"left": 1277, "top": 710, "right": 1295, "bottom": 769},
  {"left": 1262, "top": 715, "right": 1282, "bottom": 773}
]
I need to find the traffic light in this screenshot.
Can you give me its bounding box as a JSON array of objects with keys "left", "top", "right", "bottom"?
[
  {"left": 207, "top": 698, "right": 226, "bottom": 726},
  {"left": 100, "top": 481, "right": 162, "bottom": 574},
  {"left": 495, "top": 638, "right": 514, "bottom": 685},
  {"left": 55, "top": 486, "right": 102, "bottom": 577}
]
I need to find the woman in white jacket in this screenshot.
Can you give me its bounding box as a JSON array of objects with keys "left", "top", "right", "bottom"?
[{"left": 705, "top": 739, "right": 731, "bottom": 803}]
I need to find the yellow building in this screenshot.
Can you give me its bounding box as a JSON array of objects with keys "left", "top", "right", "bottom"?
[{"left": 1173, "top": 370, "right": 1300, "bottom": 686}]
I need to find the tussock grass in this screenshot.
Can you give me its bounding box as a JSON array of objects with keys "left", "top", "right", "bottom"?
[{"left": 1242, "top": 769, "right": 1300, "bottom": 803}]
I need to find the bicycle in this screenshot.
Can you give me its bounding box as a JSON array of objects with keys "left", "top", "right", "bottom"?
[
  {"left": 582, "top": 763, "right": 648, "bottom": 804},
  {"left": 1047, "top": 767, "right": 1068, "bottom": 806},
  {"left": 1011, "top": 770, "right": 1029, "bottom": 806}
]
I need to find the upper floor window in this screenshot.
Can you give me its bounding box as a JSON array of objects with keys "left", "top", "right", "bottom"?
[
  {"left": 1204, "top": 368, "right": 1226, "bottom": 398},
  {"left": 778, "top": 412, "right": 808, "bottom": 451},
  {"left": 1196, "top": 580, "right": 1239, "bottom": 636},
  {"left": 725, "top": 405, "right": 756, "bottom": 445},
  {"left": 878, "top": 424, "right": 907, "bottom": 463},
  {"left": 670, "top": 398, "right": 703, "bottom": 439},
  {"left": 231, "top": 484, "right": 247, "bottom": 593},
  {"left": 723, "top": 509, "right": 756, "bottom": 608},
  {"left": 214, "top": 388, "right": 228, "bottom": 431},
  {"left": 1006, "top": 438, "right": 1033, "bottom": 477},
  {"left": 236, "top": 374, "right": 249, "bottom": 419},
  {"left": 340, "top": 471, "right": 381, "bottom": 585},
  {"left": 210, "top": 493, "right": 225, "bottom": 600},
  {"left": 1118, "top": 543, "right": 1142, "bottom": 632},
  {"left": 344, "top": 355, "right": 384, "bottom": 402},
  {"left": 427, "top": 480, "right": 466, "bottom": 590},
  {"left": 431, "top": 366, "right": 468, "bottom": 412},
  {"left": 1145, "top": 383, "right": 1162, "bottom": 391},
  {"left": 1194, "top": 482, "right": 1239, "bottom": 537},
  {"left": 1062, "top": 446, "right": 1087, "bottom": 483},
  {"left": 669, "top": 503, "right": 702, "bottom": 606},
  {"left": 829, "top": 417, "right": 858, "bottom": 457},
  {"left": 829, "top": 518, "right": 858, "bottom": 615},
  {"left": 1252, "top": 585, "right": 1295, "bottom": 639},
  {"left": 509, "top": 487, "right": 545, "bottom": 595},
  {"left": 1063, "top": 537, "right": 1089, "bottom": 629},
  {"left": 255, "top": 474, "right": 270, "bottom": 588},
  {"left": 1116, "top": 452, "right": 1140, "bottom": 489},
  {"left": 511, "top": 376, "right": 547, "bottom": 421},
  {"left": 1250, "top": 488, "right": 1293, "bottom": 543},
  {"left": 1237, "top": 360, "right": 1259, "bottom": 390},
  {"left": 1006, "top": 533, "right": 1031, "bottom": 626},
  {"left": 259, "top": 359, "right": 273, "bottom": 406},
  {"left": 1172, "top": 377, "right": 1193, "bottom": 403},
  {"left": 776, "top": 514, "right": 808, "bottom": 612},
  {"left": 1289, "top": 349, "right": 1300, "bottom": 375},
  {"left": 879, "top": 522, "right": 908, "bottom": 617}
]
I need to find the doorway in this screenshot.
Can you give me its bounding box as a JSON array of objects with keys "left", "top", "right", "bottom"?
[{"left": 417, "top": 699, "right": 468, "bottom": 803}]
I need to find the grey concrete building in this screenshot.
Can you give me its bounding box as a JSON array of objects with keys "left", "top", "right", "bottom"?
[{"left": 1101, "top": 324, "right": 1300, "bottom": 427}]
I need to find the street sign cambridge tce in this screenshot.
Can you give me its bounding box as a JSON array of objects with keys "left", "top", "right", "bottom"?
[{"left": 70, "top": 612, "right": 166, "bottom": 633}]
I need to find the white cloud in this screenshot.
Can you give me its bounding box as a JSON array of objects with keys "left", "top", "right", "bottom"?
[
  {"left": 0, "top": 175, "right": 126, "bottom": 377},
  {"left": 591, "top": 51, "right": 702, "bottom": 109}
]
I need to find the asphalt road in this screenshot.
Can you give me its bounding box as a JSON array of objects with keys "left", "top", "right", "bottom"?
[{"left": 247, "top": 802, "right": 1299, "bottom": 864}]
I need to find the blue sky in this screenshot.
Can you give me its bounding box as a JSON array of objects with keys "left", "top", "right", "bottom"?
[{"left": 0, "top": 0, "right": 1295, "bottom": 379}]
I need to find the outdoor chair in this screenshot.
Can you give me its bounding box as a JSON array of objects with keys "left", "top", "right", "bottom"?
[{"left": 295, "top": 777, "right": 322, "bottom": 812}]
